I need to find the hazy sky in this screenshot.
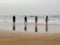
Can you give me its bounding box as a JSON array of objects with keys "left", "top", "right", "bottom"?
[{"left": 0, "top": 0, "right": 60, "bottom": 16}]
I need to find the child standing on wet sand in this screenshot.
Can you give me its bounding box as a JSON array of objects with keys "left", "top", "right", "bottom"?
[
  {"left": 35, "top": 16, "right": 38, "bottom": 32},
  {"left": 13, "top": 15, "right": 16, "bottom": 30},
  {"left": 45, "top": 16, "right": 48, "bottom": 32}
]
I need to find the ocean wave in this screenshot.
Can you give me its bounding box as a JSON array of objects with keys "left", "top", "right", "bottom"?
[
  {"left": 0, "top": 19, "right": 60, "bottom": 24},
  {"left": 0, "top": 15, "right": 60, "bottom": 24}
]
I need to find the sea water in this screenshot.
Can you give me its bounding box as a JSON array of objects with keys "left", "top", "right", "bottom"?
[{"left": 0, "top": 15, "right": 60, "bottom": 33}]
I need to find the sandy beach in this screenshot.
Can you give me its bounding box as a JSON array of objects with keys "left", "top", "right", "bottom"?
[{"left": 0, "top": 29, "right": 60, "bottom": 45}]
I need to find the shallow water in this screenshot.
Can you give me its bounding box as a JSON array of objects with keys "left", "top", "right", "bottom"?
[{"left": 0, "top": 22, "right": 60, "bottom": 33}]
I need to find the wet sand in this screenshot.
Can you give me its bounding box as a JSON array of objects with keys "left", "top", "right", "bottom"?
[{"left": 0, "top": 29, "right": 60, "bottom": 45}]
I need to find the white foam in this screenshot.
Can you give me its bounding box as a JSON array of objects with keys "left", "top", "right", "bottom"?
[{"left": 0, "top": 19, "right": 60, "bottom": 24}]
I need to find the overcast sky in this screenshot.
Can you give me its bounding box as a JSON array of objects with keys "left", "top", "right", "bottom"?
[{"left": 0, "top": 0, "right": 60, "bottom": 16}]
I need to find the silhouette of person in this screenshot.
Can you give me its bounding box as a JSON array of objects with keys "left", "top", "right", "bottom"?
[
  {"left": 35, "top": 16, "right": 38, "bottom": 32},
  {"left": 45, "top": 16, "right": 48, "bottom": 32},
  {"left": 35, "top": 16, "right": 38, "bottom": 23},
  {"left": 13, "top": 15, "right": 16, "bottom": 30},
  {"left": 46, "top": 16, "right": 48, "bottom": 23},
  {"left": 24, "top": 16, "right": 27, "bottom": 31},
  {"left": 13, "top": 15, "right": 16, "bottom": 23},
  {"left": 24, "top": 16, "right": 27, "bottom": 23}
]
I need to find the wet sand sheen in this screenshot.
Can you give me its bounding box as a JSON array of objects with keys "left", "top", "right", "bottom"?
[{"left": 0, "top": 29, "right": 60, "bottom": 45}]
